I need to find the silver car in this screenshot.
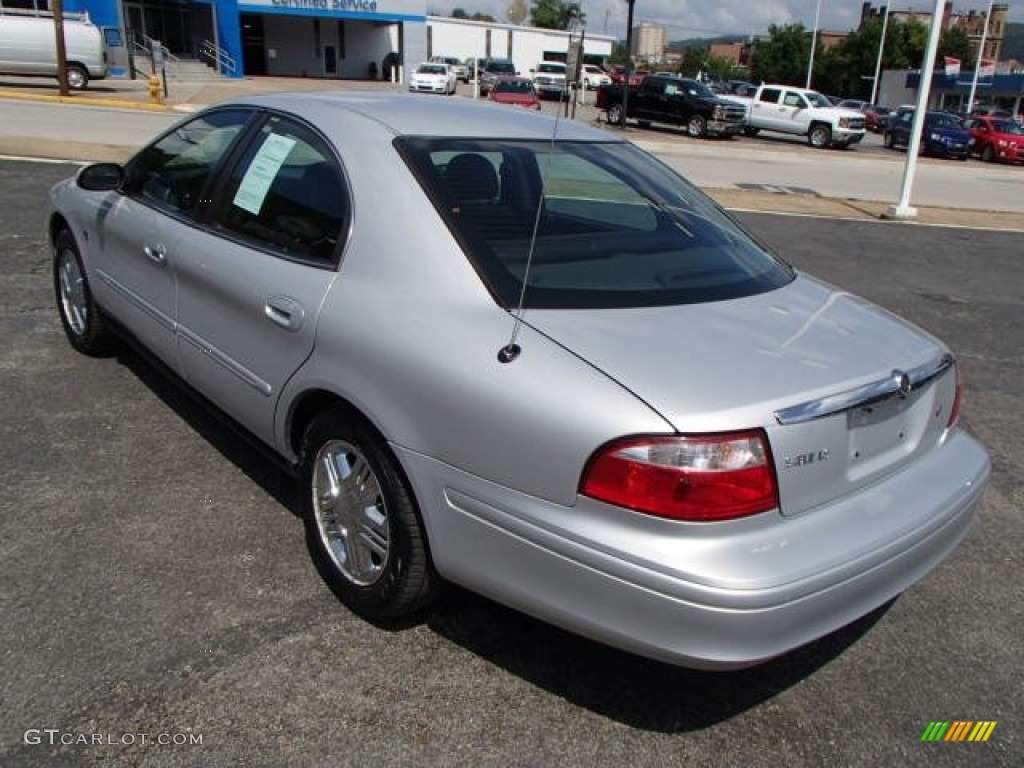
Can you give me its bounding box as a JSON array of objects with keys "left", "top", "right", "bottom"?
[{"left": 49, "top": 92, "right": 989, "bottom": 669}]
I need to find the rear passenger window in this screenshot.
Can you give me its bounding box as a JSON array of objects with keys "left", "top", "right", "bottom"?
[
  {"left": 212, "top": 116, "right": 349, "bottom": 264},
  {"left": 758, "top": 88, "right": 781, "bottom": 104}
]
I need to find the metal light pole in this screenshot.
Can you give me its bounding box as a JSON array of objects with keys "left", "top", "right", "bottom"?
[
  {"left": 887, "top": 0, "right": 946, "bottom": 219},
  {"left": 620, "top": 0, "right": 635, "bottom": 127},
  {"left": 806, "top": 0, "right": 822, "bottom": 89},
  {"left": 966, "top": 0, "right": 995, "bottom": 114},
  {"left": 870, "top": 4, "right": 890, "bottom": 105}
]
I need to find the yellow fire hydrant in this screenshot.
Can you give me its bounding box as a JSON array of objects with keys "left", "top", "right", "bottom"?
[{"left": 147, "top": 75, "right": 163, "bottom": 105}]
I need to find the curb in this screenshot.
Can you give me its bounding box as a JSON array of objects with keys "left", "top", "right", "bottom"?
[{"left": 0, "top": 89, "right": 170, "bottom": 112}]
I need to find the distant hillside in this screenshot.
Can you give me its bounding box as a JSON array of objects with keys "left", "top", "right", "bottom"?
[
  {"left": 1003, "top": 22, "right": 1023, "bottom": 62},
  {"left": 667, "top": 36, "right": 747, "bottom": 53}
]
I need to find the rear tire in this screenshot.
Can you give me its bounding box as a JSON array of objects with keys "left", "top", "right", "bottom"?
[
  {"left": 981, "top": 145, "right": 994, "bottom": 163},
  {"left": 65, "top": 64, "right": 89, "bottom": 90},
  {"left": 299, "top": 410, "right": 438, "bottom": 622},
  {"left": 53, "top": 228, "right": 115, "bottom": 356},
  {"left": 884, "top": 131, "right": 896, "bottom": 149}
]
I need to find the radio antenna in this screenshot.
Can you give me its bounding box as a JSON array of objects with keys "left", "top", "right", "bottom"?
[{"left": 498, "top": 66, "right": 572, "bottom": 363}]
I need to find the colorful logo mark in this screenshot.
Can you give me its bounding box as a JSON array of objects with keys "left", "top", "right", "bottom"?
[{"left": 921, "top": 721, "right": 997, "bottom": 742}]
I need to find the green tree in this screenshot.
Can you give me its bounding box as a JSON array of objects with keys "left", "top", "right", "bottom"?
[
  {"left": 607, "top": 43, "right": 631, "bottom": 67},
  {"left": 938, "top": 26, "right": 971, "bottom": 66},
  {"left": 895, "top": 17, "right": 928, "bottom": 68},
  {"left": 677, "top": 46, "right": 708, "bottom": 77},
  {"left": 530, "top": 0, "right": 584, "bottom": 31},
  {"left": 451, "top": 8, "right": 468, "bottom": 18},
  {"left": 751, "top": 24, "right": 811, "bottom": 86}
]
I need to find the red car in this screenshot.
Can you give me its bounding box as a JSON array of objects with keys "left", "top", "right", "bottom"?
[
  {"left": 863, "top": 105, "right": 890, "bottom": 133},
  {"left": 487, "top": 76, "right": 541, "bottom": 110},
  {"left": 609, "top": 66, "right": 650, "bottom": 87},
  {"left": 965, "top": 115, "right": 1024, "bottom": 163}
]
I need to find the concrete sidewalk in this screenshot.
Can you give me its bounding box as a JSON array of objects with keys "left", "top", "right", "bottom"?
[{"left": 2, "top": 73, "right": 1022, "bottom": 231}]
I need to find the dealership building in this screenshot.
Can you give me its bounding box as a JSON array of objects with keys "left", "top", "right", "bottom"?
[{"left": 1, "top": 0, "right": 612, "bottom": 81}]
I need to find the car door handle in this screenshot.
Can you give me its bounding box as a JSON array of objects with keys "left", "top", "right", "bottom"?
[
  {"left": 143, "top": 243, "right": 167, "bottom": 265},
  {"left": 264, "top": 295, "right": 305, "bottom": 332}
]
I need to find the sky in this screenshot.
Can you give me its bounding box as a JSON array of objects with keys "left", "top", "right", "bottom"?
[{"left": 429, "top": 1, "right": 1024, "bottom": 40}]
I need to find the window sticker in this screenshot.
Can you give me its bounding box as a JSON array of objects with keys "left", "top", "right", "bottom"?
[{"left": 233, "top": 133, "right": 297, "bottom": 215}]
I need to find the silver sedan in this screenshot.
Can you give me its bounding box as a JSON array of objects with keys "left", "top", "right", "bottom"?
[{"left": 48, "top": 92, "right": 989, "bottom": 668}]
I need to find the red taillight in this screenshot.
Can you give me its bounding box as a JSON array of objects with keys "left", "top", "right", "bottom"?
[
  {"left": 948, "top": 362, "right": 963, "bottom": 428},
  {"left": 580, "top": 430, "right": 779, "bottom": 522}
]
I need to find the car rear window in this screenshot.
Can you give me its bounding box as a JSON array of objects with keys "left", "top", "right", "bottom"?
[{"left": 396, "top": 138, "right": 793, "bottom": 309}]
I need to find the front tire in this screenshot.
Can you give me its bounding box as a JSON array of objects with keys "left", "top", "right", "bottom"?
[
  {"left": 743, "top": 126, "right": 760, "bottom": 137},
  {"left": 686, "top": 114, "right": 708, "bottom": 139},
  {"left": 884, "top": 131, "right": 896, "bottom": 149},
  {"left": 299, "top": 410, "right": 438, "bottom": 622},
  {"left": 808, "top": 123, "right": 831, "bottom": 149},
  {"left": 53, "top": 228, "right": 115, "bottom": 356},
  {"left": 981, "top": 145, "right": 994, "bottom": 163}
]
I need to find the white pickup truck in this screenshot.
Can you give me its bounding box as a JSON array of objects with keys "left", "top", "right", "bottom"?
[{"left": 732, "top": 84, "right": 867, "bottom": 149}]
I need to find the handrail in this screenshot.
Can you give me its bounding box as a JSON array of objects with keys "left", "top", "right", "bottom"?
[
  {"left": 199, "top": 39, "right": 237, "bottom": 75},
  {"left": 137, "top": 33, "right": 179, "bottom": 66}
]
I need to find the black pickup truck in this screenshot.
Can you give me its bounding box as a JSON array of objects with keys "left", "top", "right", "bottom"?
[{"left": 596, "top": 74, "right": 747, "bottom": 138}]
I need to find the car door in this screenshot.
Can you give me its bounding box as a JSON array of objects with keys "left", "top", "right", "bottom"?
[
  {"left": 750, "top": 87, "right": 783, "bottom": 131},
  {"left": 633, "top": 77, "right": 662, "bottom": 120},
  {"left": 174, "top": 113, "right": 349, "bottom": 445},
  {"left": 91, "top": 109, "right": 254, "bottom": 367},
  {"left": 779, "top": 90, "right": 811, "bottom": 133}
]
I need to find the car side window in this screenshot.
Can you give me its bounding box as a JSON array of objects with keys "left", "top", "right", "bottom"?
[
  {"left": 211, "top": 116, "right": 349, "bottom": 265},
  {"left": 127, "top": 110, "right": 252, "bottom": 216},
  {"left": 758, "top": 88, "right": 781, "bottom": 104},
  {"left": 783, "top": 93, "right": 805, "bottom": 108},
  {"left": 646, "top": 79, "right": 666, "bottom": 96}
]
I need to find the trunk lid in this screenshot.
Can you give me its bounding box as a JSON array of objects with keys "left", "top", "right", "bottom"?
[{"left": 527, "top": 274, "right": 960, "bottom": 517}]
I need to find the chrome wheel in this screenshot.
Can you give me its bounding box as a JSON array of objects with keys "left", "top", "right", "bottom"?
[
  {"left": 58, "top": 247, "right": 88, "bottom": 336},
  {"left": 809, "top": 125, "right": 831, "bottom": 148},
  {"left": 312, "top": 439, "right": 390, "bottom": 586},
  {"left": 687, "top": 115, "right": 707, "bottom": 139},
  {"left": 66, "top": 65, "right": 88, "bottom": 90}
]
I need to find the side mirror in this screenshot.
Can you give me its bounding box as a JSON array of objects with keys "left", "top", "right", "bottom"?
[{"left": 78, "top": 163, "right": 124, "bottom": 192}]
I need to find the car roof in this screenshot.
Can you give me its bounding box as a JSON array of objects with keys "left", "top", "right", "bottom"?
[{"left": 225, "top": 91, "right": 616, "bottom": 142}]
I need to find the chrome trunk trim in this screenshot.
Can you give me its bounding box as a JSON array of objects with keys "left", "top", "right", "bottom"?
[{"left": 774, "top": 354, "right": 954, "bottom": 425}]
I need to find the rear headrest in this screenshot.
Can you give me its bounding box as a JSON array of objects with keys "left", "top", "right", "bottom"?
[{"left": 443, "top": 153, "right": 499, "bottom": 202}]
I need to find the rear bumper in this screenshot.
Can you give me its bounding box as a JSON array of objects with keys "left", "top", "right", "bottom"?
[{"left": 398, "top": 429, "right": 989, "bottom": 669}]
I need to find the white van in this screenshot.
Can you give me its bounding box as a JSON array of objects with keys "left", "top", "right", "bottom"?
[{"left": 0, "top": 9, "right": 108, "bottom": 89}]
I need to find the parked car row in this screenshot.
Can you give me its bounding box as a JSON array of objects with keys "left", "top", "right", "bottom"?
[
  {"left": 881, "top": 106, "right": 1024, "bottom": 164},
  {"left": 597, "top": 76, "right": 865, "bottom": 149}
]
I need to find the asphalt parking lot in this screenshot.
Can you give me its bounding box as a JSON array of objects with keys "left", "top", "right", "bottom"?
[{"left": 0, "top": 157, "right": 1020, "bottom": 767}]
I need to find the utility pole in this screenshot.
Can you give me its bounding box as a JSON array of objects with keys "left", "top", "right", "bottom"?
[
  {"left": 620, "top": 0, "right": 635, "bottom": 128},
  {"left": 806, "top": 0, "right": 822, "bottom": 89},
  {"left": 52, "top": 0, "right": 70, "bottom": 96},
  {"left": 966, "top": 0, "right": 995, "bottom": 113},
  {"left": 870, "top": 5, "right": 890, "bottom": 105}
]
